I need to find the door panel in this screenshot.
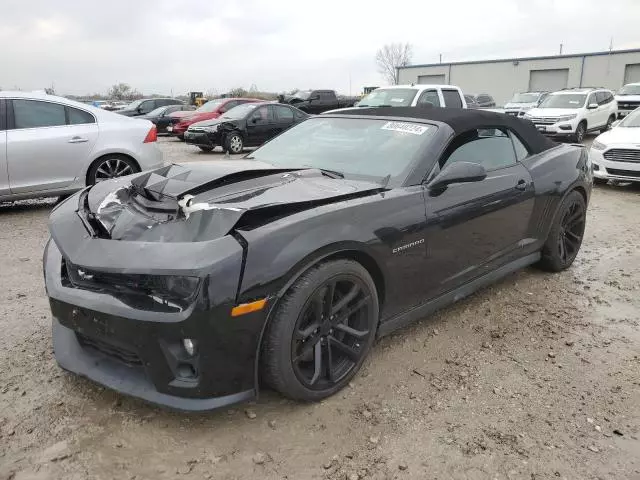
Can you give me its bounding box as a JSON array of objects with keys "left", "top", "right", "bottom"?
[
  {"left": 7, "top": 122, "right": 99, "bottom": 193},
  {"left": 245, "top": 106, "right": 276, "bottom": 146},
  {"left": 422, "top": 163, "right": 535, "bottom": 298}
]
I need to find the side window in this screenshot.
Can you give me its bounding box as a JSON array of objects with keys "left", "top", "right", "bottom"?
[
  {"left": 319, "top": 91, "right": 334, "bottom": 100},
  {"left": 442, "top": 128, "right": 517, "bottom": 171},
  {"left": 138, "top": 100, "right": 155, "bottom": 114},
  {"left": 509, "top": 131, "right": 530, "bottom": 161},
  {"left": 417, "top": 90, "right": 441, "bottom": 107},
  {"left": 0, "top": 100, "right": 6, "bottom": 131},
  {"left": 442, "top": 90, "right": 463, "bottom": 108},
  {"left": 294, "top": 109, "right": 306, "bottom": 120},
  {"left": 250, "top": 106, "right": 271, "bottom": 124},
  {"left": 13, "top": 100, "right": 66, "bottom": 129},
  {"left": 595, "top": 92, "right": 606, "bottom": 105},
  {"left": 605, "top": 92, "right": 614, "bottom": 103},
  {"left": 67, "top": 106, "right": 95, "bottom": 125},
  {"left": 275, "top": 105, "right": 294, "bottom": 122}
]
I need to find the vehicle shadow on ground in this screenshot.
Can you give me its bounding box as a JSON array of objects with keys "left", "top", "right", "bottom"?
[{"left": 0, "top": 199, "right": 57, "bottom": 215}]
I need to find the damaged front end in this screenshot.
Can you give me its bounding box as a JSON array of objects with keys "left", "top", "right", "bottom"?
[{"left": 45, "top": 162, "right": 385, "bottom": 410}]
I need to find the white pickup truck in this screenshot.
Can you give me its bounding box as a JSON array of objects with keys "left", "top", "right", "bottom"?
[{"left": 323, "top": 84, "right": 467, "bottom": 114}]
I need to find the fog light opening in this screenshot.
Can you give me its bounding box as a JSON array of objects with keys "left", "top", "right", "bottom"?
[
  {"left": 177, "top": 363, "right": 197, "bottom": 379},
  {"left": 182, "top": 338, "right": 196, "bottom": 356}
]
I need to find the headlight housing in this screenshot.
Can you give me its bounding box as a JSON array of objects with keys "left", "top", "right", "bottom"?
[
  {"left": 591, "top": 140, "right": 607, "bottom": 151},
  {"left": 556, "top": 114, "right": 577, "bottom": 122},
  {"left": 203, "top": 124, "right": 218, "bottom": 132}
]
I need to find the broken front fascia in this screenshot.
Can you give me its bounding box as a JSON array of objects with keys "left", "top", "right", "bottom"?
[{"left": 94, "top": 187, "right": 246, "bottom": 242}]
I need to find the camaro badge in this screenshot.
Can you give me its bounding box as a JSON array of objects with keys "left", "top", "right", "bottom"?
[{"left": 392, "top": 238, "right": 425, "bottom": 254}]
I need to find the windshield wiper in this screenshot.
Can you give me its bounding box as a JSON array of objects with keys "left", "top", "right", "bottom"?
[{"left": 301, "top": 165, "right": 343, "bottom": 178}]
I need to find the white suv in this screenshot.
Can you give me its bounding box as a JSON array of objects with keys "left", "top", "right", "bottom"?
[
  {"left": 524, "top": 88, "right": 618, "bottom": 142},
  {"left": 323, "top": 85, "right": 468, "bottom": 114}
]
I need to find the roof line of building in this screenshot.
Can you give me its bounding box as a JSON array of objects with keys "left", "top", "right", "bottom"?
[{"left": 400, "top": 48, "right": 640, "bottom": 70}]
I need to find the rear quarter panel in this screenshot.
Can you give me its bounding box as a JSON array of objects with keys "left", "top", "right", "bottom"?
[{"left": 521, "top": 143, "right": 591, "bottom": 246}]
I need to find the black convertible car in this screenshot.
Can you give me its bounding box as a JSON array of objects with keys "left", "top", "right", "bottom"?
[
  {"left": 139, "top": 104, "right": 195, "bottom": 133},
  {"left": 184, "top": 102, "right": 308, "bottom": 153},
  {"left": 44, "top": 108, "right": 591, "bottom": 411}
]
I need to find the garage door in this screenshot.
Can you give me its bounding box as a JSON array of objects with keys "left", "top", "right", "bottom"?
[
  {"left": 418, "top": 74, "right": 446, "bottom": 85},
  {"left": 623, "top": 64, "right": 640, "bottom": 84},
  {"left": 528, "top": 69, "right": 569, "bottom": 92}
]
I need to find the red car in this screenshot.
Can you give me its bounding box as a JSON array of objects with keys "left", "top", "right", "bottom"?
[{"left": 169, "top": 98, "right": 262, "bottom": 139}]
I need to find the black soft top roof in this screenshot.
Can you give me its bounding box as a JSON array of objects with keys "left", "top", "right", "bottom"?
[{"left": 331, "top": 107, "right": 557, "bottom": 154}]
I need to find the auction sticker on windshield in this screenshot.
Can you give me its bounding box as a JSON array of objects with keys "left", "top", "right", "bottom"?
[{"left": 381, "top": 121, "right": 430, "bottom": 135}]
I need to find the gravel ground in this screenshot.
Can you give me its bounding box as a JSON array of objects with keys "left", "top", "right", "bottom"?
[{"left": 1, "top": 136, "right": 639, "bottom": 480}]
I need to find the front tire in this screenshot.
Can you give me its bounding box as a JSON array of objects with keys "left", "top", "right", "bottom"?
[
  {"left": 537, "top": 191, "right": 586, "bottom": 272},
  {"left": 261, "top": 259, "right": 379, "bottom": 402},
  {"left": 224, "top": 133, "right": 244, "bottom": 154},
  {"left": 572, "top": 121, "right": 586, "bottom": 143}
]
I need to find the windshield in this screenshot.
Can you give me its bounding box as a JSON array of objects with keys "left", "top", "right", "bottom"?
[
  {"left": 248, "top": 117, "right": 437, "bottom": 182},
  {"left": 221, "top": 103, "right": 259, "bottom": 119},
  {"left": 539, "top": 94, "right": 586, "bottom": 109},
  {"left": 146, "top": 106, "right": 167, "bottom": 116},
  {"left": 196, "top": 99, "right": 225, "bottom": 113},
  {"left": 292, "top": 90, "right": 311, "bottom": 100},
  {"left": 356, "top": 88, "right": 418, "bottom": 107},
  {"left": 510, "top": 93, "right": 540, "bottom": 103},
  {"left": 618, "top": 84, "right": 640, "bottom": 95},
  {"left": 619, "top": 108, "right": 640, "bottom": 127},
  {"left": 125, "top": 100, "right": 143, "bottom": 110}
]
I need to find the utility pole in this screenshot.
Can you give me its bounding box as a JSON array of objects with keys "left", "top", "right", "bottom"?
[
  {"left": 439, "top": 53, "right": 442, "bottom": 64},
  {"left": 559, "top": 43, "right": 563, "bottom": 55}
]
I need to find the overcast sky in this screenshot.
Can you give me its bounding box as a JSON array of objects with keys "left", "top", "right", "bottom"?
[{"left": 1, "top": 0, "right": 639, "bottom": 96}]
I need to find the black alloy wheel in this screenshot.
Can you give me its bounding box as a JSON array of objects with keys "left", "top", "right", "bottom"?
[
  {"left": 291, "top": 276, "right": 373, "bottom": 390},
  {"left": 537, "top": 191, "right": 586, "bottom": 272},
  {"left": 262, "top": 260, "right": 378, "bottom": 401}
]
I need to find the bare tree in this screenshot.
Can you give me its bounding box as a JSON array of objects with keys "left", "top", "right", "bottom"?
[
  {"left": 375, "top": 43, "right": 413, "bottom": 85},
  {"left": 107, "top": 83, "right": 142, "bottom": 100}
]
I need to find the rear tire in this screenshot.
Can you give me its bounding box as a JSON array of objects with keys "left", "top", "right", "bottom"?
[
  {"left": 87, "top": 155, "right": 139, "bottom": 185},
  {"left": 602, "top": 114, "right": 615, "bottom": 132},
  {"left": 261, "top": 259, "right": 378, "bottom": 402},
  {"left": 537, "top": 191, "right": 586, "bottom": 272}
]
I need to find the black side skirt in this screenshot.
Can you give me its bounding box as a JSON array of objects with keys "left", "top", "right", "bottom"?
[{"left": 377, "top": 252, "right": 541, "bottom": 338}]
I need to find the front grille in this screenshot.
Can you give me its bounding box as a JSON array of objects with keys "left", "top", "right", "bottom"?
[
  {"left": 617, "top": 101, "right": 640, "bottom": 110},
  {"left": 603, "top": 148, "right": 640, "bottom": 163},
  {"left": 527, "top": 116, "right": 559, "bottom": 125},
  {"left": 77, "top": 333, "right": 143, "bottom": 366},
  {"left": 606, "top": 168, "right": 640, "bottom": 178}
]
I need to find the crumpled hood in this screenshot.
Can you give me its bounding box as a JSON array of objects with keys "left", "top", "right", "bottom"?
[{"left": 86, "top": 162, "right": 384, "bottom": 242}]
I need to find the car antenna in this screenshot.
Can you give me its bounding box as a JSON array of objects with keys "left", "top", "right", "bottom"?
[{"left": 380, "top": 174, "right": 391, "bottom": 188}]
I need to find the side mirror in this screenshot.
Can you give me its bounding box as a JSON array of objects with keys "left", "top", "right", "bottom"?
[
  {"left": 427, "top": 162, "right": 487, "bottom": 191},
  {"left": 587, "top": 103, "right": 598, "bottom": 109}
]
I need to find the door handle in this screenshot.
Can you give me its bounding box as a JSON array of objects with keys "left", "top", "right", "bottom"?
[
  {"left": 515, "top": 179, "right": 527, "bottom": 191},
  {"left": 68, "top": 136, "right": 88, "bottom": 143}
]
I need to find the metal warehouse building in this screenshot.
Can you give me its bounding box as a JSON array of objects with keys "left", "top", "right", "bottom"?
[{"left": 397, "top": 48, "right": 640, "bottom": 106}]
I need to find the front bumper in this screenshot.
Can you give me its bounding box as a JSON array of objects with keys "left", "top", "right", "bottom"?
[
  {"left": 530, "top": 122, "right": 577, "bottom": 137},
  {"left": 589, "top": 148, "right": 640, "bottom": 182},
  {"left": 43, "top": 196, "right": 267, "bottom": 411},
  {"left": 184, "top": 130, "right": 219, "bottom": 148}
]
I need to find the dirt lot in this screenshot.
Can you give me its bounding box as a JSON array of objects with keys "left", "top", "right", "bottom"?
[{"left": 1, "top": 137, "right": 639, "bottom": 480}]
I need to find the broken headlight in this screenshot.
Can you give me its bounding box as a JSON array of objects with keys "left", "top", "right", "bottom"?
[{"left": 66, "top": 261, "right": 200, "bottom": 303}]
